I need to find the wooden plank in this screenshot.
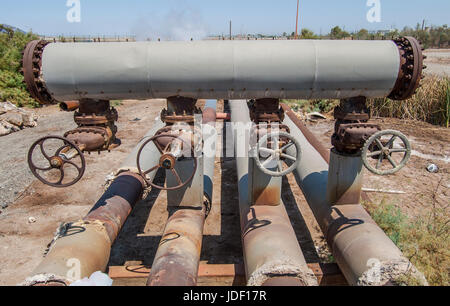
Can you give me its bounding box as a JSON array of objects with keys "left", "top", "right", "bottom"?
[{"left": 108, "top": 263, "right": 347, "bottom": 286}]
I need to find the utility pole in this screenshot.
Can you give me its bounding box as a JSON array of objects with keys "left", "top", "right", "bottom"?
[
  {"left": 229, "top": 20, "right": 232, "bottom": 40},
  {"left": 295, "top": 0, "right": 300, "bottom": 39}
]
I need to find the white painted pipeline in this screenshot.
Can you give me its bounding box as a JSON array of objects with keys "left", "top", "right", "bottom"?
[
  {"left": 282, "top": 115, "right": 428, "bottom": 286},
  {"left": 41, "top": 40, "right": 400, "bottom": 102},
  {"left": 229, "top": 100, "right": 317, "bottom": 286}
]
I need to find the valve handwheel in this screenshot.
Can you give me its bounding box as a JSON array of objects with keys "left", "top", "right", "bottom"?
[
  {"left": 361, "top": 130, "right": 411, "bottom": 175},
  {"left": 137, "top": 133, "right": 198, "bottom": 191},
  {"left": 254, "top": 132, "right": 302, "bottom": 177},
  {"left": 27, "top": 136, "right": 86, "bottom": 187}
]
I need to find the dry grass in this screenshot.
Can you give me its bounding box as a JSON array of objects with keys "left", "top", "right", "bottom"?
[
  {"left": 368, "top": 76, "right": 450, "bottom": 127},
  {"left": 364, "top": 199, "right": 450, "bottom": 286}
]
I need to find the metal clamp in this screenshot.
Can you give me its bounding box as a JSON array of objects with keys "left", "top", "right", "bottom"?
[
  {"left": 254, "top": 132, "right": 302, "bottom": 177},
  {"left": 361, "top": 130, "right": 411, "bottom": 176},
  {"left": 27, "top": 136, "right": 86, "bottom": 187}
]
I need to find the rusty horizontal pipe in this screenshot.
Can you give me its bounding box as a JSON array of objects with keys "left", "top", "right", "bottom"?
[
  {"left": 230, "top": 100, "right": 317, "bottom": 286},
  {"left": 59, "top": 101, "right": 80, "bottom": 111},
  {"left": 22, "top": 173, "right": 145, "bottom": 286},
  {"left": 282, "top": 111, "right": 428, "bottom": 286},
  {"left": 147, "top": 207, "right": 206, "bottom": 286}
]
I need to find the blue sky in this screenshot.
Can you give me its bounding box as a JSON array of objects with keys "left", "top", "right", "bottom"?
[{"left": 1, "top": 0, "right": 448, "bottom": 39}]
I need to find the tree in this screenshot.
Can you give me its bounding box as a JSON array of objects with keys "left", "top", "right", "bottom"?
[
  {"left": 330, "top": 26, "right": 350, "bottom": 40},
  {"left": 356, "top": 29, "right": 369, "bottom": 40},
  {"left": 300, "top": 28, "right": 318, "bottom": 39}
]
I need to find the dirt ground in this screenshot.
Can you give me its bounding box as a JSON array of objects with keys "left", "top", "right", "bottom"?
[
  {"left": 423, "top": 49, "right": 450, "bottom": 77},
  {"left": 0, "top": 99, "right": 448, "bottom": 286},
  {"left": 306, "top": 118, "right": 449, "bottom": 218}
]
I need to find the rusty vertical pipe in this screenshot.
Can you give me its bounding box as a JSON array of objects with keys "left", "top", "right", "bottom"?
[
  {"left": 23, "top": 172, "right": 145, "bottom": 286},
  {"left": 281, "top": 104, "right": 427, "bottom": 285},
  {"left": 229, "top": 100, "right": 317, "bottom": 286},
  {"left": 147, "top": 100, "right": 218, "bottom": 286}
]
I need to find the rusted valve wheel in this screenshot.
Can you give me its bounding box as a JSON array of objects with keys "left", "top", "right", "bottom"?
[
  {"left": 137, "top": 134, "right": 198, "bottom": 191},
  {"left": 27, "top": 136, "right": 86, "bottom": 188},
  {"left": 361, "top": 130, "right": 411, "bottom": 176},
  {"left": 255, "top": 132, "right": 302, "bottom": 177}
]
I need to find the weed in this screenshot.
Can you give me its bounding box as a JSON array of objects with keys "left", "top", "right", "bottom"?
[{"left": 363, "top": 201, "right": 450, "bottom": 286}]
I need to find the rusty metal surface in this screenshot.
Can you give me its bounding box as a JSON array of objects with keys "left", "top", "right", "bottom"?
[
  {"left": 230, "top": 100, "right": 317, "bottom": 287},
  {"left": 280, "top": 103, "right": 330, "bottom": 163},
  {"left": 331, "top": 97, "right": 381, "bottom": 154},
  {"left": 249, "top": 99, "right": 285, "bottom": 123},
  {"left": 65, "top": 127, "right": 111, "bottom": 151},
  {"left": 27, "top": 135, "right": 86, "bottom": 188},
  {"left": 85, "top": 172, "right": 145, "bottom": 242},
  {"left": 161, "top": 96, "right": 201, "bottom": 124},
  {"left": 283, "top": 114, "right": 426, "bottom": 285},
  {"left": 332, "top": 123, "right": 381, "bottom": 153},
  {"left": 25, "top": 171, "right": 145, "bottom": 286},
  {"left": 147, "top": 207, "right": 206, "bottom": 286},
  {"left": 21, "top": 40, "right": 55, "bottom": 104},
  {"left": 59, "top": 101, "right": 80, "bottom": 112},
  {"left": 30, "top": 222, "right": 112, "bottom": 284},
  {"left": 326, "top": 149, "right": 363, "bottom": 205},
  {"left": 262, "top": 277, "right": 305, "bottom": 286},
  {"left": 137, "top": 133, "right": 198, "bottom": 191},
  {"left": 216, "top": 112, "right": 231, "bottom": 120},
  {"left": 389, "top": 37, "right": 425, "bottom": 100}
]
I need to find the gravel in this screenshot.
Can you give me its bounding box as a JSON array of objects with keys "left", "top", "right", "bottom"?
[{"left": 0, "top": 106, "right": 76, "bottom": 208}]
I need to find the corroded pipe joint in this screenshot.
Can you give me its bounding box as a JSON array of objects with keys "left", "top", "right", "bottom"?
[
  {"left": 21, "top": 40, "right": 55, "bottom": 105},
  {"left": 147, "top": 207, "right": 206, "bottom": 286},
  {"left": 86, "top": 172, "right": 145, "bottom": 242},
  {"left": 23, "top": 172, "right": 145, "bottom": 286},
  {"left": 389, "top": 36, "right": 424, "bottom": 100}
]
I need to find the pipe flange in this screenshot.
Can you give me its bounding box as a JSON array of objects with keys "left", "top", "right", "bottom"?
[
  {"left": 389, "top": 37, "right": 425, "bottom": 100},
  {"left": 21, "top": 40, "right": 56, "bottom": 105}
]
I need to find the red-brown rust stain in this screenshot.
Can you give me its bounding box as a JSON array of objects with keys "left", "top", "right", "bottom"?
[
  {"left": 84, "top": 196, "right": 132, "bottom": 242},
  {"left": 147, "top": 254, "right": 197, "bottom": 286},
  {"left": 252, "top": 186, "right": 281, "bottom": 206}
]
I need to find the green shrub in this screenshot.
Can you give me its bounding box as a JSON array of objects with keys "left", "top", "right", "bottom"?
[{"left": 0, "top": 25, "right": 39, "bottom": 107}]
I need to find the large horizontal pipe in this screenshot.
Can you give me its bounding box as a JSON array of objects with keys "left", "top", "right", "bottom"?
[
  {"left": 282, "top": 111, "right": 428, "bottom": 286},
  {"left": 147, "top": 101, "right": 217, "bottom": 286},
  {"left": 23, "top": 38, "right": 423, "bottom": 104},
  {"left": 229, "top": 100, "right": 317, "bottom": 286},
  {"left": 23, "top": 172, "right": 145, "bottom": 286}
]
